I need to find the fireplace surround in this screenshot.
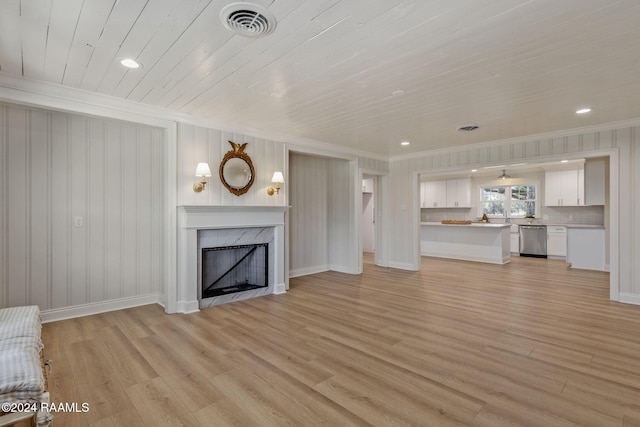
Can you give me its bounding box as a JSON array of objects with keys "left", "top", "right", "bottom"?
[{"left": 177, "top": 205, "right": 288, "bottom": 313}]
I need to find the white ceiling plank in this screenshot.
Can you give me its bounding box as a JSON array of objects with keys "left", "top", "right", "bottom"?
[
  {"left": 1, "top": 0, "right": 640, "bottom": 155},
  {"left": 0, "top": 0, "right": 23, "bottom": 75},
  {"left": 124, "top": 0, "right": 236, "bottom": 103},
  {"left": 19, "top": 0, "right": 51, "bottom": 80},
  {"left": 174, "top": 0, "right": 409, "bottom": 115},
  {"left": 104, "top": 0, "right": 214, "bottom": 97},
  {"left": 43, "top": 0, "right": 84, "bottom": 84},
  {"left": 79, "top": 0, "right": 149, "bottom": 92},
  {"left": 61, "top": 0, "right": 119, "bottom": 87}
]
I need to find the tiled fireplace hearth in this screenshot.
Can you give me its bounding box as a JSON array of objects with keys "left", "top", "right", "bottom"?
[{"left": 176, "top": 206, "right": 288, "bottom": 313}]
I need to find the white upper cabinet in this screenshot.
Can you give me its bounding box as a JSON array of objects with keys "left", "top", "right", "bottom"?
[
  {"left": 584, "top": 159, "right": 606, "bottom": 205},
  {"left": 446, "top": 179, "right": 471, "bottom": 208},
  {"left": 544, "top": 160, "right": 605, "bottom": 207},
  {"left": 544, "top": 169, "right": 584, "bottom": 206},
  {"left": 421, "top": 181, "right": 447, "bottom": 208},
  {"left": 420, "top": 179, "right": 470, "bottom": 208}
]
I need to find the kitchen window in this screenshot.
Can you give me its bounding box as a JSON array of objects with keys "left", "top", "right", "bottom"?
[{"left": 480, "top": 184, "right": 537, "bottom": 218}]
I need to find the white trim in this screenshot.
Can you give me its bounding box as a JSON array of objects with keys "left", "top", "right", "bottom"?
[
  {"left": 618, "top": 293, "right": 640, "bottom": 306},
  {"left": 329, "top": 264, "right": 359, "bottom": 274},
  {"left": 41, "top": 294, "right": 161, "bottom": 323},
  {"left": 421, "top": 252, "right": 510, "bottom": 265},
  {"left": 388, "top": 261, "right": 419, "bottom": 271},
  {"left": 165, "top": 123, "right": 178, "bottom": 314},
  {"left": 175, "top": 300, "right": 200, "bottom": 314},
  {"left": 0, "top": 73, "right": 387, "bottom": 162},
  {"left": 289, "top": 265, "right": 330, "bottom": 278},
  {"left": 273, "top": 282, "right": 287, "bottom": 294}
]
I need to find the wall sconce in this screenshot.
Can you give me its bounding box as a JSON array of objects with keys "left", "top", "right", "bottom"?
[
  {"left": 193, "top": 162, "right": 212, "bottom": 192},
  {"left": 267, "top": 171, "right": 284, "bottom": 196}
]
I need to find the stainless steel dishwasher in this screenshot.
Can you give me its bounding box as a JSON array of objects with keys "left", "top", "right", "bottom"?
[{"left": 519, "top": 225, "right": 547, "bottom": 258}]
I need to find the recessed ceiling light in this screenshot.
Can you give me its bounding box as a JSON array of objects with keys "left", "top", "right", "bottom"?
[
  {"left": 576, "top": 108, "right": 591, "bottom": 114},
  {"left": 471, "top": 169, "right": 478, "bottom": 172},
  {"left": 120, "top": 58, "right": 140, "bottom": 69},
  {"left": 400, "top": 141, "right": 410, "bottom": 146},
  {"left": 392, "top": 90, "right": 405, "bottom": 97},
  {"left": 560, "top": 160, "right": 569, "bottom": 163}
]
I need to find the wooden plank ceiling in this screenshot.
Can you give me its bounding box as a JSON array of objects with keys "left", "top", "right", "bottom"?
[{"left": 0, "top": 0, "right": 639, "bottom": 156}]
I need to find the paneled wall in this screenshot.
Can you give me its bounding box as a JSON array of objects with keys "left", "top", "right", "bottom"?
[
  {"left": 177, "top": 123, "right": 287, "bottom": 206},
  {"left": 0, "top": 103, "right": 166, "bottom": 311},
  {"left": 390, "top": 128, "right": 639, "bottom": 298},
  {"left": 289, "top": 152, "right": 357, "bottom": 277}
]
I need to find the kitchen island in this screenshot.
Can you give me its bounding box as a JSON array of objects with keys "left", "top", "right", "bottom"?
[{"left": 420, "top": 222, "right": 511, "bottom": 264}]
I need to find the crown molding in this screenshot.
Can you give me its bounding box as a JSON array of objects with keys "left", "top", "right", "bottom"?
[
  {"left": 0, "top": 72, "right": 388, "bottom": 162},
  {"left": 390, "top": 117, "right": 640, "bottom": 162}
]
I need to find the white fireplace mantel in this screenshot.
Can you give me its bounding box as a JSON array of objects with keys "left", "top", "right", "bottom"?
[{"left": 174, "top": 205, "right": 289, "bottom": 314}]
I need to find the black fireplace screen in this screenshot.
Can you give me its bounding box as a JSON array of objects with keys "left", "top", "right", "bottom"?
[{"left": 201, "top": 243, "right": 268, "bottom": 298}]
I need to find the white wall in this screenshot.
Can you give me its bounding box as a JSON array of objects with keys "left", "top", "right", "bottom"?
[
  {"left": 177, "top": 123, "right": 287, "bottom": 206},
  {"left": 390, "top": 128, "right": 639, "bottom": 300},
  {"left": 289, "top": 153, "right": 358, "bottom": 277},
  {"left": 0, "top": 103, "right": 166, "bottom": 312}
]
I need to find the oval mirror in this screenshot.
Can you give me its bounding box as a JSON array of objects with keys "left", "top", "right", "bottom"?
[{"left": 219, "top": 141, "right": 255, "bottom": 196}]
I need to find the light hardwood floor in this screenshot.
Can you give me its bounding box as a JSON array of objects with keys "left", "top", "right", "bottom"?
[{"left": 42, "top": 254, "right": 640, "bottom": 426}]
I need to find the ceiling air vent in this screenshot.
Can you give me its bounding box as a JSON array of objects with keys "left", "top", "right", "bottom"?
[
  {"left": 458, "top": 125, "right": 479, "bottom": 132},
  {"left": 220, "top": 3, "right": 277, "bottom": 38}
]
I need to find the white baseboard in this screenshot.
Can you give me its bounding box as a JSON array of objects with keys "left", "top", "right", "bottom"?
[
  {"left": 176, "top": 300, "right": 200, "bottom": 314},
  {"left": 389, "top": 261, "right": 419, "bottom": 271},
  {"left": 329, "top": 264, "right": 359, "bottom": 275},
  {"left": 618, "top": 292, "right": 640, "bottom": 305},
  {"left": 272, "top": 282, "right": 287, "bottom": 294},
  {"left": 41, "top": 294, "right": 162, "bottom": 323},
  {"left": 289, "top": 265, "right": 329, "bottom": 278}
]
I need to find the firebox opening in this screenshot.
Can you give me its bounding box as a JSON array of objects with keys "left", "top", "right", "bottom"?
[{"left": 201, "top": 243, "right": 268, "bottom": 298}]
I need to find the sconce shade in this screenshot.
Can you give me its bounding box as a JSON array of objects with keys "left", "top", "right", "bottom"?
[
  {"left": 271, "top": 171, "right": 284, "bottom": 183},
  {"left": 195, "top": 162, "right": 212, "bottom": 177}
]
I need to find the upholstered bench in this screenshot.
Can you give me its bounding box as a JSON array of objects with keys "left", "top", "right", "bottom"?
[{"left": 0, "top": 306, "right": 52, "bottom": 427}]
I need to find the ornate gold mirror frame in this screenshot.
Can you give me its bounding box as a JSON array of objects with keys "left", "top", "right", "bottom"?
[{"left": 219, "top": 141, "right": 255, "bottom": 196}]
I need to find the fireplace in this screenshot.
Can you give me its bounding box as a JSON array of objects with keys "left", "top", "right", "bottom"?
[
  {"left": 201, "top": 243, "right": 268, "bottom": 298},
  {"left": 175, "top": 206, "right": 288, "bottom": 314}
]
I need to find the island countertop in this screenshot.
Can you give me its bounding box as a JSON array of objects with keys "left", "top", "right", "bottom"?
[{"left": 420, "top": 222, "right": 511, "bottom": 228}]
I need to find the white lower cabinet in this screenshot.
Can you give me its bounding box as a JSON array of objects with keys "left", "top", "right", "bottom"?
[
  {"left": 510, "top": 224, "right": 519, "bottom": 254},
  {"left": 547, "top": 226, "right": 567, "bottom": 258},
  {"left": 566, "top": 228, "right": 606, "bottom": 270}
]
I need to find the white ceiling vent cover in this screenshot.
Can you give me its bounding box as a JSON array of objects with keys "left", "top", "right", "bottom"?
[{"left": 220, "top": 3, "right": 277, "bottom": 38}]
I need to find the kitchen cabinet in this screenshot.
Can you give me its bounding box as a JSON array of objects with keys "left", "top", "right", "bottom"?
[
  {"left": 421, "top": 179, "right": 470, "bottom": 208},
  {"left": 446, "top": 179, "right": 471, "bottom": 208},
  {"left": 584, "top": 159, "right": 605, "bottom": 205},
  {"left": 567, "top": 227, "right": 606, "bottom": 270},
  {"left": 421, "top": 181, "right": 447, "bottom": 208},
  {"left": 421, "top": 222, "right": 511, "bottom": 264},
  {"left": 544, "top": 169, "right": 584, "bottom": 206},
  {"left": 509, "top": 224, "right": 519, "bottom": 254},
  {"left": 547, "top": 225, "right": 567, "bottom": 258}
]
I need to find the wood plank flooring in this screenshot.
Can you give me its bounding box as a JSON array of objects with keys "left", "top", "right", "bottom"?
[{"left": 41, "top": 255, "right": 640, "bottom": 426}]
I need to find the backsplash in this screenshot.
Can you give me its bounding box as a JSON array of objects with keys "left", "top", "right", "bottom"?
[
  {"left": 420, "top": 205, "right": 605, "bottom": 225},
  {"left": 542, "top": 206, "right": 605, "bottom": 225}
]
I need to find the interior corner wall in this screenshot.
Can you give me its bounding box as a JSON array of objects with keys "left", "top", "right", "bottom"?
[
  {"left": 288, "top": 152, "right": 357, "bottom": 277},
  {"left": 0, "top": 102, "right": 166, "bottom": 311}
]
